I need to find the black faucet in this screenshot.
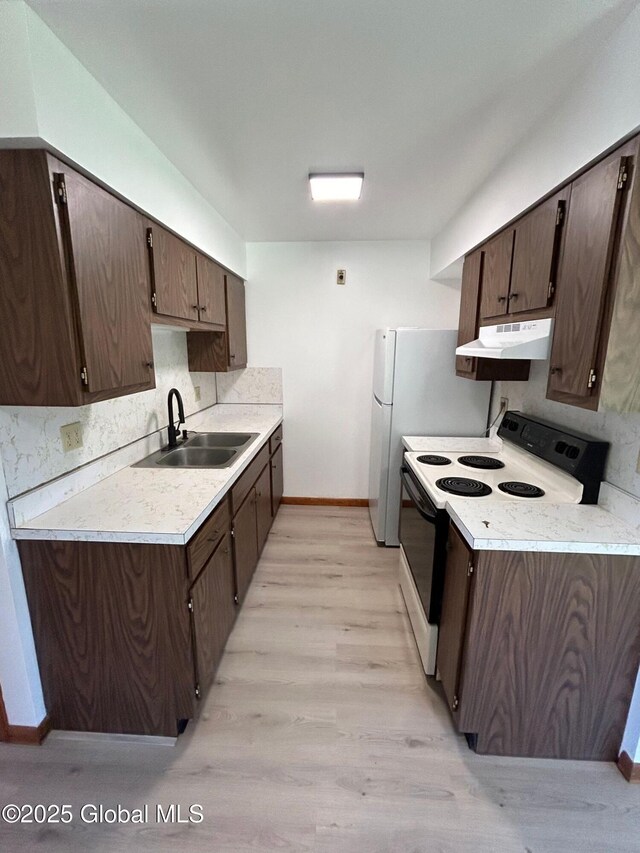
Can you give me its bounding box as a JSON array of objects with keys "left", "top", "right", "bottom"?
[{"left": 167, "top": 388, "right": 186, "bottom": 448}]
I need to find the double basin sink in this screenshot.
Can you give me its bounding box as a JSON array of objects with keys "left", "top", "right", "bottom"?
[{"left": 133, "top": 432, "right": 259, "bottom": 469}]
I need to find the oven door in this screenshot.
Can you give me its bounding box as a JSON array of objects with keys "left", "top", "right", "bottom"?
[{"left": 399, "top": 464, "right": 447, "bottom": 624}]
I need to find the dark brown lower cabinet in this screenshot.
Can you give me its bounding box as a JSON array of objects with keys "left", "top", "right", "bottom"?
[
  {"left": 271, "top": 444, "right": 284, "bottom": 516},
  {"left": 190, "top": 532, "right": 236, "bottom": 697},
  {"left": 435, "top": 524, "right": 473, "bottom": 715},
  {"left": 255, "top": 464, "right": 272, "bottom": 552},
  {"left": 232, "top": 488, "right": 259, "bottom": 606},
  {"left": 18, "top": 428, "right": 284, "bottom": 737},
  {"left": 19, "top": 539, "right": 195, "bottom": 737},
  {"left": 437, "top": 525, "right": 640, "bottom": 760}
]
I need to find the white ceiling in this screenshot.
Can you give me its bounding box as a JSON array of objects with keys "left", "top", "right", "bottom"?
[{"left": 27, "top": 0, "right": 636, "bottom": 242}]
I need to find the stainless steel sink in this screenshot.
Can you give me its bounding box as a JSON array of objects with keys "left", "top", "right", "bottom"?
[
  {"left": 155, "top": 447, "right": 237, "bottom": 468},
  {"left": 184, "top": 432, "right": 256, "bottom": 449},
  {"left": 132, "top": 431, "right": 259, "bottom": 468}
]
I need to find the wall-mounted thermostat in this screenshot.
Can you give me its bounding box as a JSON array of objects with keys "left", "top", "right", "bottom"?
[{"left": 337, "top": 269, "right": 346, "bottom": 285}]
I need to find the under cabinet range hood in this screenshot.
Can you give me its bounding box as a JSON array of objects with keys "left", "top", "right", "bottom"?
[{"left": 456, "top": 318, "right": 554, "bottom": 360}]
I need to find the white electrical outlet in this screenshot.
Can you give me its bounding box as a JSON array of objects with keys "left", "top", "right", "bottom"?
[
  {"left": 60, "top": 422, "right": 83, "bottom": 453},
  {"left": 337, "top": 269, "right": 346, "bottom": 285},
  {"left": 194, "top": 385, "right": 201, "bottom": 402}
]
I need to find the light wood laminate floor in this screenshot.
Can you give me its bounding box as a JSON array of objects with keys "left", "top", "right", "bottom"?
[{"left": 0, "top": 507, "right": 636, "bottom": 852}]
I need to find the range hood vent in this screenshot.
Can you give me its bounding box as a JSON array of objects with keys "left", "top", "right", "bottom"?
[{"left": 456, "top": 318, "right": 554, "bottom": 360}]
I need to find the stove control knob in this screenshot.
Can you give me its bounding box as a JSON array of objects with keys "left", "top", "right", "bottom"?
[{"left": 555, "top": 441, "right": 567, "bottom": 454}]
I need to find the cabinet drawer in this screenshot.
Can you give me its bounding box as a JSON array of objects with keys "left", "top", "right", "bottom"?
[
  {"left": 187, "top": 497, "right": 231, "bottom": 581},
  {"left": 269, "top": 425, "right": 283, "bottom": 455},
  {"left": 231, "top": 444, "right": 270, "bottom": 513}
]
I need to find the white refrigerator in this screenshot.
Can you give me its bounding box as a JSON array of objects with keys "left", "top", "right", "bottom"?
[{"left": 368, "top": 328, "right": 491, "bottom": 545}]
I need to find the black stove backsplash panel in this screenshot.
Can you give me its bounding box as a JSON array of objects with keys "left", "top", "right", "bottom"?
[{"left": 498, "top": 411, "right": 609, "bottom": 504}]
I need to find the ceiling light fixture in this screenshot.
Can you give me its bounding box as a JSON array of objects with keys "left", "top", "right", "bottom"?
[{"left": 309, "top": 172, "right": 364, "bottom": 201}]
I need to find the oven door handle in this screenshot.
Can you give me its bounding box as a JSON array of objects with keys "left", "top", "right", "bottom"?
[{"left": 400, "top": 466, "right": 438, "bottom": 522}]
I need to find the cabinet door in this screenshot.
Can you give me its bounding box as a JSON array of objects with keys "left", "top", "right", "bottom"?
[
  {"left": 271, "top": 444, "right": 284, "bottom": 517},
  {"left": 547, "top": 149, "right": 631, "bottom": 403},
  {"left": 255, "top": 464, "right": 272, "bottom": 553},
  {"left": 232, "top": 489, "right": 259, "bottom": 606},
  {"left": 479, "top": 229, "right": 514, "bottom": 320},
  {"left": 148, "top": 225, "right": 199, "bottom": 323},
  {"left": 226, "top": 274, "right": 248, "bottom": 369},
  {"left": 510, "top": 189, "right": 568, "bottom": 314},
  {"left": 62, "top": 169, "right": 155, "bottom": 395},
  {"left": 190, "top": 533, "right": 236, "bottom": 697},
  {"left": 455, "top": 250, "right": 483, "bottom": 375},
  {"left": 196, "top": 254, "right": 226, "bottom": 327},
  {"left": 436, "top": 524, "right": 474, "bottom": 718}
]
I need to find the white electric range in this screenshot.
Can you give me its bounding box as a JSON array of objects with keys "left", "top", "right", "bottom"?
[{"left": 397, "top": 411, "right": 609, "bottom": 677}]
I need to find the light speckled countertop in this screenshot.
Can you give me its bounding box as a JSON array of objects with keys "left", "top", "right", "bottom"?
[
  {"left": 403, "top": 436, "right": 501, "bottom": 453},
  {"left": 11, "top": 405, "right": 282, "bottom": 546},
  {"left": 447, "top": 500, "right": 640, "bottom": 555}
]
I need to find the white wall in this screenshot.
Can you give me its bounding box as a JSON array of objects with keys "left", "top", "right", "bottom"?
[
  {"left": 0, "top": 2, "right": 38, "bottom": 138},
  {"left": 0, "top": 2, "right": 246, "bottom": 277},
  {"left": 430, "top": 2, "right": 640, "bottom": 276},
  {"left": 0, "top": 463, "right": 45, "bottom": 727},
  {"left": 246, "top": 241, "right": 460, "bottom": 498}
]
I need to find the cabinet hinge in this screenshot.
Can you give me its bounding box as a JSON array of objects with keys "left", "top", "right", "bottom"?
[
  {"left": 467, "top": 559, "right": 474, "bottom": 576},
  {"left": 555, "top": 204, "right": 564, "bottom": 226},
  {"left": 80, "top": 366, "right": 88, "bottom": 386},
  {"left": 587, "top": 368, "right": 597, "bottom": 389},
  {"left": 234, "top": 593, "right": 239, "bottom": 605},
  {"left": 195, "top": 683, "right": 201, "bottom": 699},
  {"left": 617, "top": 162, "right": 629, "bottom": 191},
  {"left": 188, "top": 597, "right": 194, "bottom": 613},
  {"left": 56, "top": 177, "right": 67, "bottom": 205},
  {"left": 231, "top": 527, "right": 235, "bottom": 539},
  {"left": 452, "top": 695, "right": 459, "bottom": 711},
  {"left": 547, "top": 281, "right": 555, "bottom": 301},
  {"left": 146, "top": 229, "right": 153, "bottom": 249},
  {"left": 151, "top": 291, "right": 157, "bottom": 308}
]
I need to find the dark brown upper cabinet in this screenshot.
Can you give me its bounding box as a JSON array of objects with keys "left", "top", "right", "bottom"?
[
  {"left": 147, "top": 224, "right": 199, "bottom": 325},
  {"left": 226, "top": 273, "right": 248, "bottom": 369},
  {"left": 479, "top": 229, "right": 514, "bottom": 320},
  {"left": 186, "top": 272, "right": 248, "bottom": 373},
  {"left": 0, "top": 150, "right": 155, "bottom": 407},
  {"left": 455, "top": 249, "right": 530, "bottom": 382},
  {"left": 509, "top": 188, "right": 569, "bottom": 314},
  {"left": 547, "top": 140, "right": 637, "bottom": 409},
  {"left": 196, "top": 254, "right": 226, "bottom": 328},
  {"left": 479, "top": 190, "right": 568, "bottom": 322}
]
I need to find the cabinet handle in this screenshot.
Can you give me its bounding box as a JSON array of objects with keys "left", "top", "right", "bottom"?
[
  {"left": 192, "top": 305, "right": 199, "bottom": 311},
  {"left": 509, "top": 292, "right": 519, "bottom": 300},
  {"left": 497, "top": 296, "right": 507, "bottom": 303},
  {"left": 206, "top": 533, "right": 220, "bottom": 542},
  {"left": 200, "top": 306, "right": 207, "bottom": 312},
  {"left": 550, "top": 366, "right": 562, "bottom": 375},
  {"left": 145, "top": 361, "right": 154, "bottom": 369}
]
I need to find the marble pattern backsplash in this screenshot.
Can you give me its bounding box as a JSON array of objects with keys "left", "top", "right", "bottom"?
[
  {"left": 494, "top": 361, "right": 640, "bottom": 499},
  {"left": 216, "top": 367, "right": 283, "bottom": 404},
  {"left": 0, "top": 327, "right": 216, "bottom": 498}
]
